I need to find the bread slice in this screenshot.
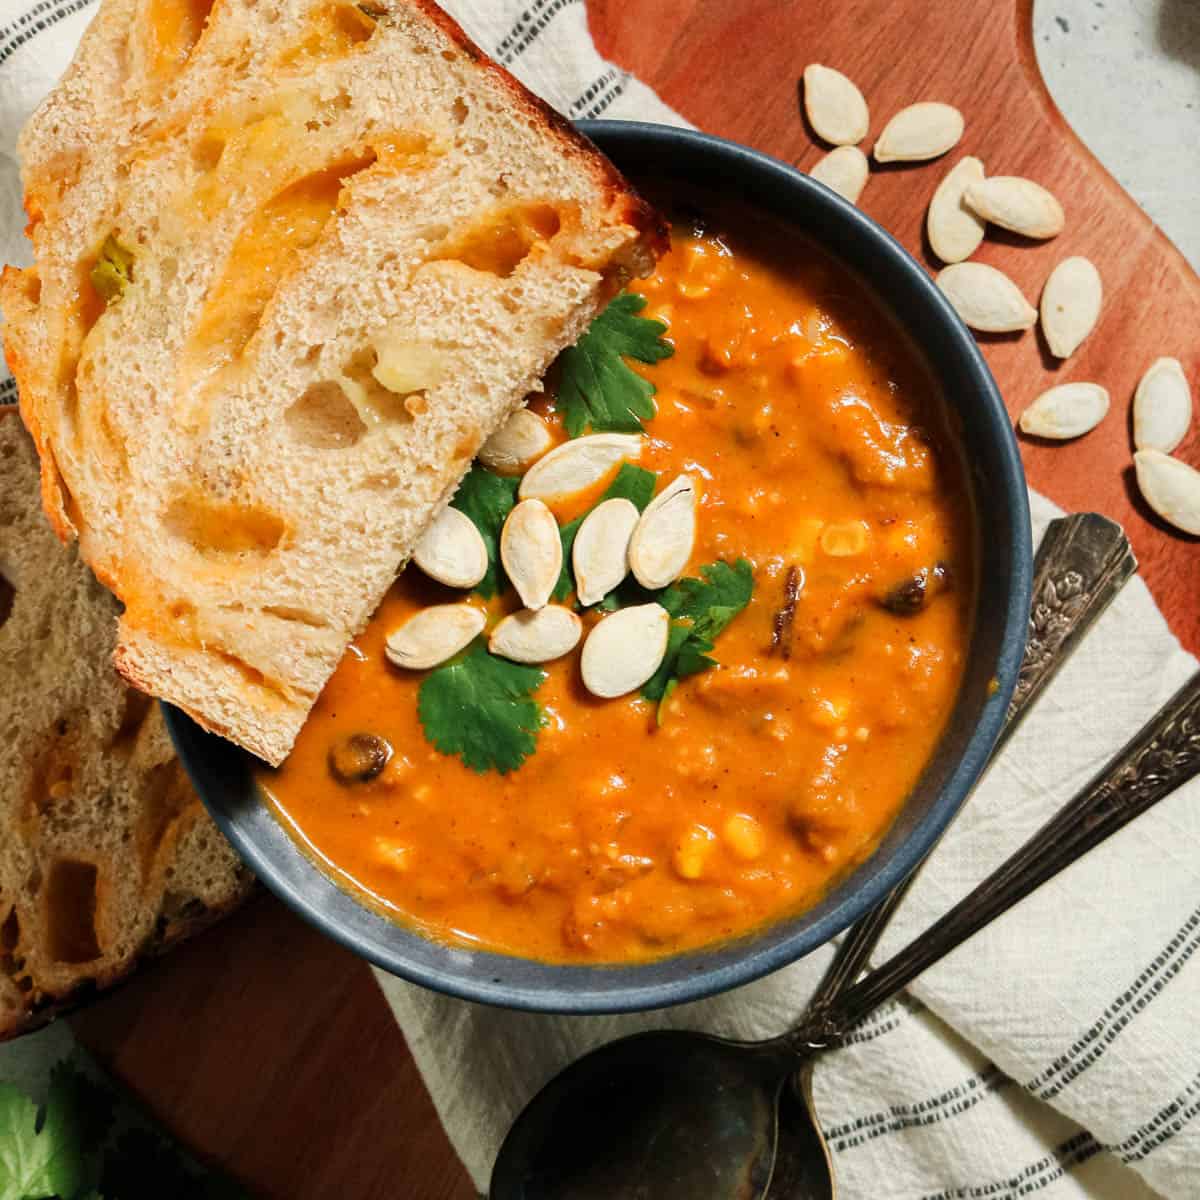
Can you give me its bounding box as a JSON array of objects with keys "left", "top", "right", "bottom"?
[
  {"left": 1, "top": 0, "right": 665, "bottom": 765},
  {"left": 0, "top": 410, "right": 252, "bottom": 1041}
]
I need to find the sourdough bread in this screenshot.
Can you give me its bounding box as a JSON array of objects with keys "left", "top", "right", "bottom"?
[
  {"left": 1, "top": 0, "right": 665, "bottom": 764},
  {"left": 0, "top": 410, "right": 252, "bottom": 1041}
]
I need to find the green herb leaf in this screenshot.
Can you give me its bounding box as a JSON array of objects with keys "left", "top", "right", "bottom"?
[
  {"left": 89, "top": 235, "right": 135, "bottom": 305},
  {"left": 449, "top": 466, "right": 519, "bottom": 598},
  {"left": 660, "top": 559, "right": 755, "bottom": 637},
  {"left": 552, "top": 464, "right": 658, "bottom": 602},
  {"left": 642, "top": 559, "right": 755, "bottom": 715},
  {"left": 0, "top": 1083, "right": 56, "bottom": 1200},
  {"left": 418, "top": 640, "right": 546, "bottom": 774},
  {"left": 558, "top": 293, "right": 673, "bottom": 437}
]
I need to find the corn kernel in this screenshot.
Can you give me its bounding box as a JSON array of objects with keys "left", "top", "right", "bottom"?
[
  {"left": 373, "top": 838, "right": 411, "bottom": 872},
  {"left": 673, "top": 824, "right": 717, "bottom": 880},
  {"left": 820, "top": 520, "right": 870, "bottom": 557},
  {"left": 724, "top": 814, "right": 766, "bottom": 861},
  {"left": 810, "top": 696, "right": 851, "bottom": 728},
  {"left": 855, "top": 726, "right": 871, "bottom": 742},
  {"left": 789, "top": 517, "right": 825, "bottom": 564}
]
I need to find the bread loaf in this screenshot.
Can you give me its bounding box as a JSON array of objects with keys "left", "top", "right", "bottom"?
[
  {"left": 0, "top": 410, "right": 251, "bottom": 1041},
  {"left": 1, "top": 0, "right": 665, "bottom": 764}
]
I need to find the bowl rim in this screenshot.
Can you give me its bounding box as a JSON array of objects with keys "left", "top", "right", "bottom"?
[{"left": 166, "top": 120, "right": 1033, "bottom": 1014}]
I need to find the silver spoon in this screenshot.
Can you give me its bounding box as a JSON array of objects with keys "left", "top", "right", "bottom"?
[
  {"left": 488, "top": 516, "right": 1154, "bottom": 1200},
  {"left": 491, "top": 668, "right": 1200, "bottom": 1200}
]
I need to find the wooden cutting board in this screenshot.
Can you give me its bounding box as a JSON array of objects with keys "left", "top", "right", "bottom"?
[{"left": 71, "top": 3, "right": 1199, "bottom": 1197}]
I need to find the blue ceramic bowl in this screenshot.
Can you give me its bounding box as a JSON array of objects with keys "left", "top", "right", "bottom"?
[{"left": 166, "top": 121, "right": 1032, "bottom": 1014}]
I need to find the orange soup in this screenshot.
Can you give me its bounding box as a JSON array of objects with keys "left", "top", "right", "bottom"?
[{"left": 260, "top": 200, "right": 975, "bottom": 963}]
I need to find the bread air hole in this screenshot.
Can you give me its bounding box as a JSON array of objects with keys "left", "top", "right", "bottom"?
[
  {"left": 164, "top": 493, "right": 286, "bottom": 557},
  {"left": 285, "top": 380, "right": 368, "bottom": 449},
  {"left": 0, "top": 569, "right": 14, "bottom": 632},
  {"left": 432, "top": 203, "right": 564, "bottom": 278},
  {"left": 43, "top": 860, "right": 101, "bottom": 964}
]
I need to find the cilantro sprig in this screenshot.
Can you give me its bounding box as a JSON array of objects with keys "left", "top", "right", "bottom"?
[
  {"left": 449, "top": 465, "right": 518, "bottom": 598},
  {"left": 642, "top": 559, "right": 755, "bottom": 715},
  {"left": 557, "top": 293, "right": 673, "bottom": 437},
  {"left": 0, "top": 1060, "right": 246, "bottom": 1200},
  {"left": 418, "top": 640, "right": 546, "bottom": 774},
  {"left": 552, "top": 463, "right": 658, "bottom": 602}
]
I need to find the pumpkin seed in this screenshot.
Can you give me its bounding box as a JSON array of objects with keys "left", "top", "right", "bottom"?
[
  {"left": 489, "top": 605, "right": 582, "bottom": 664},
  {"left": 936, "top": 262, "right": 1037, "bottom": 332},
  {"left": 1134, "top": 449, "right": 1200, "bottom": 536},
  {"left": 874, "top": 102, "right": 964, "bottom": 163},
  {"left": 964, "top": 176, "right": 1064, "bottom": 239},
  {"left": 629, "top": 474, "right": 698, "bottom": 590},
  {"left": 802, "top": 64, "right": 870, "bottom": 146},
  {"left": 580, "top": 603, "right": 671, "bottom": 699},
  {"left": 809, "top": 145, "right": 869, "bottom": 204},
  {"left": 518, "top": 433, "right": 643, "bottom": 502},
  {"left": 573, "top": 497, "right": 639, "bottom": 607},
  {"left": 478, "top": 408, "right": 554, "bottom": 473},
  {"left": 1133, "top": 357, "right": 1192, "bottom": 454},
  {"left": 1018, "top": 382, "right": 1110, "bottom": 439},
  {"left": 1040, "top": 257, "right": 1102, "bottom": 359},
  {"left": 500, "top": 498, "right": 562, "bottom": 610},
  {"left": 927, "top": 156, "right": 986, "bottom": 264},
  {"left": 385, "top": 604, "right": 484, "bottom": 670},
  {"left": 412, "top": 506, "right": 488, "bottom": 589}
]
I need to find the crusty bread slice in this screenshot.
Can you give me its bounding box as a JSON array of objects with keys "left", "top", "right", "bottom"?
[
  {"left": 1, "top": 0, "right": 665, "bottom": 764},
  {"left": 0, "top": 410, "right": 252, "bottom": 1041}
]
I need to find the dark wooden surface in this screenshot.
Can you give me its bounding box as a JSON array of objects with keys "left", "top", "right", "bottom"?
[{"left": 70, "top": 3, "right": 1199, "bottom": 1197}]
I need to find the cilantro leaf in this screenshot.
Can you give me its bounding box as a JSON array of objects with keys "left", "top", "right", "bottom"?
[
  {"left": 642, "top": 559, "right": 755, "bottom": 715},
  {"left": 557, "top": 293, "right": 673, "bottom": 437},
  {"left": 449, "top": 466, "right": 519, "bottom": 598},
  {"left": 660, "top": 559, "right": 755, "bottom": 636},
  {"left": 418, "top": 640, "right": 546, "bottom": 774},
  {"left": 0, "top": 1083, "right": 56, "bottom": 1200},
  {"left": 552, "top": 464, "right": 658, "bottom": 602}
]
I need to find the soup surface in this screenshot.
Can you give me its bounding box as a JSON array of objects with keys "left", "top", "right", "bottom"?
[{"left": 261, "top": 201, "right": 975, "bottom": 963}]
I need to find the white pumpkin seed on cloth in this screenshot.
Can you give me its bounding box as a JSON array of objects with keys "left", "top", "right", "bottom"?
[
  {"left": 873, "top": 102, "right": 964, "bottom": 163},
  {"left": 1134, "top": 449, "right": 1200, "bottom": 536},
  {"left": 809, "top": 145, "right": 869, "bottom": 204},
  {"left": 1019, "top": 382, "right": 1110, "bottom": 440},
  {"left": 500, "top": 499, "right": 562, "bottom": 610},
  {"left": 489, "top": 606, "right": 582, "bottom": 665},
  {"left": 1133, "top": 357, "right": 1193, "bottom": 453},
  {"left": 479, "top": 409, "right": 554, "bottom": 473},
  {"left": 629, "top": 474, "right": 698, "bottom": 589},
  {"left": 573, "top": 498, "right": 639, "bottom": 606},
  {"left": 412, "top": 507, "right": 488, "bottom": 589},
  {"left": 927, "top": 156, "right": 987, "bottom": 264},
  {"left": 385, "top": 604, "right": 485, "bottom": 670},
  {"left": 964, "top": 176, "right": 1065, "bottom": 239},
  {"left": 518, "top": 433, "right": 643, "bottom": 502},
  {"left": 580, "top": 603, "right": 671, "bottom": 699},
  {"left": 936, "top": 262, "right": 1038, "bottom": 333},
  {"left": 802, "top": 64, "right": 870, "bottom": 146},
  {"left": 1040, "top": 257, "right": 1102, "bottom": 359}
]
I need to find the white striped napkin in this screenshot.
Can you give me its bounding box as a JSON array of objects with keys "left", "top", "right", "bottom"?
[{"left": 2, "top": 3, "right": 1197, "bottom": 1197}]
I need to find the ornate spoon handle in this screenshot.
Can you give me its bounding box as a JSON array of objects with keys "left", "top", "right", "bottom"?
[
  {"left": 794, "top": 668, "right": 1200, "bottom": 1048},
  {"left": 802, "top": 514, "right": 1137, "bottom": 1013}
]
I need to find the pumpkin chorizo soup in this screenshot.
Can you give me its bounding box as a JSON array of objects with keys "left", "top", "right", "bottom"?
[{"left": 259, "top": 201, "right": 975, "bottom": 964}]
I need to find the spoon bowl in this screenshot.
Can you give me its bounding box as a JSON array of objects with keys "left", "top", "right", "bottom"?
[{"left": 490, "top": 1031, "right": 789, "bottom": 1200}]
